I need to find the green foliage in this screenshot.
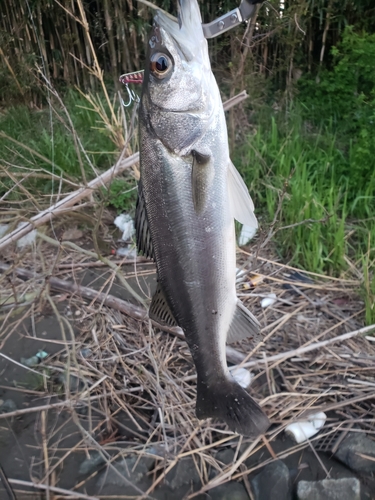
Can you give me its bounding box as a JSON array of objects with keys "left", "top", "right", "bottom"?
[
  {"left": 297, "top": 28, "right": 375, "bottom": 213},
  {"left": 0, "top": 90, "right": 118, "bottom": 197},
  {"left": 237, "top": 106, "right": 374, "bottom": 280},
  {"left": 103, "top": 178, "right": 137, "bottom": 213}
]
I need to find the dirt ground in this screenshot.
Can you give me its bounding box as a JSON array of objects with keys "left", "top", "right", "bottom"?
[{"left": 1, "top": 243, "right": 375, "bottom": 499}]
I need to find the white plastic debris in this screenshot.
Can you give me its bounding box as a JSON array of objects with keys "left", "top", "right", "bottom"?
[
  {"left": 285, "top": 412, "right": 327, "bottom": 443},
  {"left": 17, "top": 222, "right": 37, "bottom": 248},
  {"left": 116, "top": 246, "right": 137, "bottom": 258},
  {"left": 231, "top": 367, "right": 253, "bottom": 388},
  {"left": 261, "top": 293, "right": 277, "bottom": 308},
  {"left": 0, "top": 222, "right": 36, "bottom": 248},
  {"left": 114, "top": 214, "right": 135, "bottom": 241},
  {"left": 238, "top": 225, "right": 257, "bottom": 246},
  {"left": 0, "top": 224, "right": 8, "bottom": 238}
]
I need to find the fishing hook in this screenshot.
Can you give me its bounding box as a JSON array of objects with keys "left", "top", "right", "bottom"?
[{"left": 121, "top": 83, "right": 140, "bottom": 107}]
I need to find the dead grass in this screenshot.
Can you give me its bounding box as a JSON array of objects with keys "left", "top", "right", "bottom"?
[{"left": 0, "top": 218, "right": 374, "bottom": 499}]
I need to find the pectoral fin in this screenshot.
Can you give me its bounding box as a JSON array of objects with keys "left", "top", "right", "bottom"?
[
  {"left": 228, "top": 160, "right": 258, "bottom": 228},
  {"left": 191, "top": 150, "right": 213, "bottom": 214},
  {"left": 135, "top": 181, "right": 154, "bottom": 260},
  {"left": 226, "top": 300, "right": 261, "bottom": 344},
  {"left": 149, "top": 282, "right": 177, "bottom": 328}
]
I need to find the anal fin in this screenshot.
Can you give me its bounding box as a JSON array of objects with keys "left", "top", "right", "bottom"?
[
  {"left": 149, "top": 282, "right": 177, "bottom": 328},
  {"left": 227, "top": 300, "right": 261, "bottom": 344}
]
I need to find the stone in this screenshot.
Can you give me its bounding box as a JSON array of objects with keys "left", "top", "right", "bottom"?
[
  {"left": 165, "top": 457, "right": 200, "bottom": 490},
  {"left": 250, "top": 460, "right": 291, "bottom": 500},
  {"left": 97, "top": 455, "right": 154, "bottom": 489},
  {"left": 215, "top": 448, "right": 235, "bottom": 466},
  {"left": 297, "top": 478, "right": 360, "bottom": 500},
  {"left": 335, "top": 432, "right": 375, "bottom": 473},
  {"left": 79, "top": 452, "right": 105, "bottom": 475},
  {"left": 208, "top": 481, "right": 248, "bottom": 500},
  {"left": 0, "top": 399, "right": 17, "bottom": 413}
]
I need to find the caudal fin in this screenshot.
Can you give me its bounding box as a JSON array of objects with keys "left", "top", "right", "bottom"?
[{"left": 196, "top": 376, "right": 270, "bottom": 437}]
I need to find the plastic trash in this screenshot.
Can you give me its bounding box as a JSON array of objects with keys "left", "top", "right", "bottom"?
[
  {"left": 238, "top": 225, "right": 257, "bottom": 246},
  {"left": 261, "top": 293, "right": 277, "bottom": 308},
  {"left": 114, "top": 214, "right": 135, "bottom": 241},
  {"left": 116, "top": 246, "right": 137, "bottom": 258},
  {"left": 232, "top": 367, "right": 253, "bottom": 388},
  {"left": 21, "top": 350, "right": 48, "bottom": 367},
  {"left": 285, "top": 412, "right": 327, "bottom": 443},
  {"left": 0, "top": 222, "right": 37, "bottom": 248}
]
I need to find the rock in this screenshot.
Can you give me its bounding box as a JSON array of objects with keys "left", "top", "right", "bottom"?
[
  {"left": 335, "top": 432, "right": 375, "bottom": 473},
  {"left": 56, "top": 373, "right": 84, "bottom": 393},
  {"left": 165, "top": 457, "right": 200, "bottom": 490},
  {"left": 0, "top": 399, "right": 17, "bottom": 413},
  {"left": 215, "top": 448, "right": 235, "bottom": 466},
  {"left": 79, "top": 452, "right": 105, "bottom": 475},
  {"left": 297, "top": 478, "right": 360, "bottom": 500},
  {"left": 62, "top": 228, "right": 83, "bottom": 241},
  {"left": 209, "top": 481, "right": 248, "bottom": 500},
  {"left": 251, "top": 461, "right": 291, "bottom": 500},
  {"left": 97, "top": 455, "right": 154, "bottom": 490},
  {"left": 80, "top": 348, "right": 92, "bottom": 358}
]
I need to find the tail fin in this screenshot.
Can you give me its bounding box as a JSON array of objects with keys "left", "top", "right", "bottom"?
[{"left": 196, "top": 376, "right": 270, "bottom": 437}]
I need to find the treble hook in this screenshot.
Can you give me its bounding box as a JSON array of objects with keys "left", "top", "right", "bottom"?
[{"left": 121, "top": 83, "right": 140, "bottom": 107}]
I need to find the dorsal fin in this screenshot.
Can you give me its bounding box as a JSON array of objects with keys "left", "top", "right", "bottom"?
[{"left": 135, "top": 181, "right": 154, "bottom": 260}]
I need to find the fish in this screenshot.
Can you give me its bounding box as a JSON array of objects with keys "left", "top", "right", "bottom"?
[{"left": 136, "top": 0, "right": 270, "bottom": 437}]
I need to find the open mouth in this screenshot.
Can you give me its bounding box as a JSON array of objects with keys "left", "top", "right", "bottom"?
[{"left": 119, "top": 70, "right": 144, "bottom": 85}]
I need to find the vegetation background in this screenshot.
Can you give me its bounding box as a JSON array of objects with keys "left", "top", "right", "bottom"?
[{"left": 0, "top": 0, "right": 374, "bottom": 322}]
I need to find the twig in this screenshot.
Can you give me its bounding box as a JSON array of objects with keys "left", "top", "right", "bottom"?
[
  {"left": 240, "top": 324, "right": 375, "bottom": 369},
  {"left": 0, "top": 465, "right": 16, "bottom": 500},
  {"left": 8, "top": 478, "right": 99, "bottom": 500},
  {"left": 0, "top": 261, "right": 247, "bottom": 365},
  {"left": 0, "top": 351, "right": 50, "bottom": 378},
  {"left": 0, "top": 91, "right": 246, "bottom": 252},
  {"left": 0, "top": 152, "right": 139, "bottom": 252},
  {"left": 0, "top": 262, "right": 146, "bottom": 321}
]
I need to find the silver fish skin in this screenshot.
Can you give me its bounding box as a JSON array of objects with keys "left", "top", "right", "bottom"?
[{"left": 136, "top": 0, "right": 269, "bottom": 437}]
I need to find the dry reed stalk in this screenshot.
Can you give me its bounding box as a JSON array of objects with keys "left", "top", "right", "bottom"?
[
  {"left": 1, "top": 181, "right": 374, "bottom": 498},
  {"left": 0, "top": 152, "right": 139, "bottom": 252}
]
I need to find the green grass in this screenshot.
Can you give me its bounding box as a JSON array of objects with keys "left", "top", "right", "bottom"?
[
  {"left": 0, "top": 89, "right": 373, "bottom": 323},
  {"left": 236, "top": 107, "right": 375, "bottom": 323},
  {"left": 0, "top": 89, "right": 140, "bottom": 213}
]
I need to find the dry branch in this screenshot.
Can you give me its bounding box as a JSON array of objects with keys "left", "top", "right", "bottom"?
[
  {"left": 8, "top": 479, "right": 99, "bottom": 500},
  {"left": 0, "top": 92, "right": 246, "bottom": 252},
  {"left": 0, "top": 152, "right": 139, "bottom": 252},
  {"left": 0, "top": 261, "right": 247, "bottom": 366}
]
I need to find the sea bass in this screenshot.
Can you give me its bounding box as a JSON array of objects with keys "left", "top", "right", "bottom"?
[{"left": 136, "top": 0, "right": 269, "bottom": 437}]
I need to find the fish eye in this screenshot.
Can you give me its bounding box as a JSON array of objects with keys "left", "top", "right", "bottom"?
[{"left": 150, "top": 53, "right": 173, "bottom": 79}]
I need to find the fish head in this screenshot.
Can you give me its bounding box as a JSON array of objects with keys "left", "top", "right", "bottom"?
[{"left": 141, "top": 0, "right": 217, "bottom": 154}]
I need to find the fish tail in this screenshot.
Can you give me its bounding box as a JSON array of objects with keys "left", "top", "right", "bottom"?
[{"left": 196, "top": 376, "right": 270, "bottom": 437}]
